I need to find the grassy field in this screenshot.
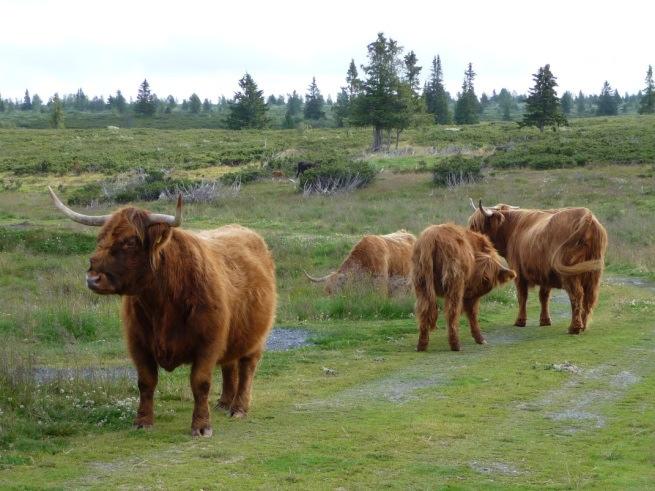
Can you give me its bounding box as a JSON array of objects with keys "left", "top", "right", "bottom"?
[{"left": 1, "top": 117, "right": 654, "bottom": 488}]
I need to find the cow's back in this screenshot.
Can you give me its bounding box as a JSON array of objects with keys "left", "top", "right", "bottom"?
[
  {"left": 381, "top": 230, "right": 416, "bottom": 277},
  {"left": 198, "top": 225, "right": 276, "bottom": 361}
]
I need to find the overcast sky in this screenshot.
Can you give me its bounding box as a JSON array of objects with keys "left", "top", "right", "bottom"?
[{"left": 1, "top": 0, "right": 653, "bottom": 102}]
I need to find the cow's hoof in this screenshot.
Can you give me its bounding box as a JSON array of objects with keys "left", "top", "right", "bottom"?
[
  {"left": 230, "top": 409, "right": 247, "bottom": 419},
  {"left": 191, "top": 426, "right": 213, "bottom": 437},
  {"left": 514, "top": 319, "right": 527, "bottom": 327},
  {"left": 568, "top": 327, "right": 581, "bottom": 335},
  {"left": 539, "top": 318, "right": 552, "bottom": 326},
  {"left": 416, "top": 343, "right": 428, "bottom": 352},
  {"left": 133, "top": 420, "right": 153, "bottom": 430},
  {"left": 449, "top": 345, "right": 461, "bottom": 352},
  {"left": 476, "top": 338, "right": 487, "bottom": 345},
  {"left": 215, "top": 400, "right": 231, "bottom": 412}
]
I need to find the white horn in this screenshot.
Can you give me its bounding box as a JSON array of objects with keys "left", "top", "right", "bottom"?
[
  {"left": 303, "top": 270, "right": 333, "bottom": 283},
  {"left": 147, "top": 193, "right": 182, "bottom": 227},
  {"left": 48, "top": 186, "right": 110, "bottom": 226},
  {"left": 478, "top": 199, "right": 493, "bottom": 217}
]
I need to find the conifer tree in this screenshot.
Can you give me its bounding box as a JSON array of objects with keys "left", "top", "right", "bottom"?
[
  {"left": 332, "top": 88, "right": 350, "bottom": 127},
  {"left": 50, "top": 93, "right": 65, "bottom": 128},
  {"left": 425, "top": 55, "right": 450, "bottom": 124},
  {"left": 283, "top": 90, "right": 303, "bottom": 129},
  {"left": 202, "top": 98, "right": 211, "bottom": 112},
  {"left": 22, "top": 89, "right": 32, "bottom": 111},
  {"left": 596, "top": 81, "right": 618, "bottom": 116},
  {"left": 454, "top": 63, "right": 480, "bottom": 124},
  {"left": 345, "top": 59, "right": 362, "bottom": 100},
  {"left": 519, "top": 64, "right": 566, "bottom": 131},
  {"left": 226, "top": 73, "right": 268, "bottom": 129},
  {"left": 350, "top": 33, "right": 412, "bottom": 150},
  {"left": 304, "top": 77, "right": 325, "bottom": 120},
  {"left": 134, "top": 79, "right": 157, "bottom": 116},
  {"left": 638, "top": 65, "right": 654, "bottom": 114},
  {"left": 188, "top": 93, "right": 201, "bottom": 113},
  {"left": 560, "top": 91, "right": 573, "bottom": 115},
  {"left": 576, "top": 90, "right": 586, "bottom": 115}
]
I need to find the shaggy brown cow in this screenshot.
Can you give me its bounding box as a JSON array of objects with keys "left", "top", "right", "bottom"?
[
  {"left": 48, "top": 187, "right": 276, "bottom": 437},
  {"left": 304, "top": 230, "right": 416, "bottom": 295},
  {"left": 412, "top": 223, "right": 516, "bottom": 351},
  {"left": 468, "top": 199, "right": 607, "bottom": 334}
]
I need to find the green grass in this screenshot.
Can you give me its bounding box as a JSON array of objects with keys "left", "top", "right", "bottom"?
[{"left": 0, "top": 119, "right": 654, "bottom": 488}]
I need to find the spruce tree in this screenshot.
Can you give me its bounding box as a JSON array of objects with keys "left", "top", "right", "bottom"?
[
  {"left": 454, "top": 63, "right": 480, "bottom": 124},
  {"left": 202, "top": 98, "right": 212, "bottom": 112},
  {"left": 345, "top": 59, "right": 362, "bottom": 100},
  {"left": 134, "top": 79, "right": 157, "bottom": 116},
  {"left": 560, "top": 91, "right": 573, "bottom": 115},
  {"left": 596, "top": 81, "right": 618, "bottom": 116},
  {"left": 576, "top": 90, "right": 586, "bottom": 115},
  {"left": 226, "top": 73, "right": 268, "bottom": 129},
  {"left": 304, "top": 77, "right": 325, "bottom": 120},
  {"left": 349, "top": 32, "right": 411, "bottom": 150},
  {"left": 188, "top": 93, "right": 201, "bottom": 113},
  {"left": 403, "top": 51, "right": 421, "bottom": 97},
  {"left": 22, "top": 90, "right": 32, "bottom": 111},
  {"left": 519, "top": 64, "right": 566, "bottom": 131},
  {"left": 31, "top": 94, "right": 43, "bottom": 111},
  {"left": 0, "top": 95, "right": 5, "bottom": 113},
  {"left": 332, "top": 88, "right": 350, "bottom": 127},
  {"left": 638, "top": 65, "right": 655, "bottom": 114},
  {"left": 497, "top": 88, "right": 514, "bottom": 121},
  {"left": 50, "top": 93, "right": 65, "bottom": 128},
  {"left": 425, "top": 55, "right": 450, "bottom": 124}
]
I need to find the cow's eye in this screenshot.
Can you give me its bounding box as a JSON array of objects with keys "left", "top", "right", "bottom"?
[{"left": 123, "top": 237, "right": 139, "bottom": 249}]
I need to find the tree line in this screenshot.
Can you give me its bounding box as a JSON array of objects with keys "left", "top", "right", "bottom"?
[{"left": 1, "top": 33, "right": 653, "bottom": 139}]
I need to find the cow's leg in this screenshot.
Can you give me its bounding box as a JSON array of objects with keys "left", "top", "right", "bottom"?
[
  {"left": 230, "top": 351, "right": 262, "bottom": 418},
  {"left": 564, "top": 279, "right": 584, "bottom": 334},
  {"left": 190, "top": 357, "right": 216, "bottom": 437},
  {"left": 444, "top": 290, "right": 464, "bottom": 351},
  {"left": 463, "top": 297, "right": 486, "bottom": 345},
  {"left": 415, "top": 288, "right": 438, "bottom": 352},
  {"left": 539, "top": 286, "right": 552, "bottom": 326},
  {"left": 514, "top": 276, "right": 528, "bottom": 327},
  {"left": 131, "top": 349, "right": 158, "bottom": 429},
  {"left": 581, "top": 272, "right": 601, "bottom": 331},
  {"left": 216, "top": 362, "right": 238, "bottom": 412}
]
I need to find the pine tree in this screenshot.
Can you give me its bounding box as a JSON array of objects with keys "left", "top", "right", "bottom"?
[
  {"left": 638, "top": 65, "right": 655, "bottom": 114},
  {"left": 519, "top": 64, "right": 566, "bottom": 131},
  {"left": 576, "top": 90, "right": 586, "bottom": 116},
  {"left": 134, "top": 79, "right": 157, "bottom": 116},
  {"left": 597, "top": 81, "right": 618, "bottom": 116},
  {"left": 74, "top": 88, "right": 88, "bottom": 110},
  {"left": 304, "top": 77, "right": 325, "bottom": 120},
  {"left": 0, "top": 94, "right": 5, "bottom": 113},
  {"left": 108, "top": 90, "right": 127, "bottom": 113},
  {"left": 454, "top": 63, "right": 480, "bottom": 124},
  {"left": 22, "top": 89, "right": 32, "bottom": 111},
  {"left": 226, "top": 73, "right": 268, "bottom": 129},
  {"left": 188, "top": 93, "right": 201, "bottom": 113},
  {"left": 349, "top": 32, "right": 412, "bottom": 150},
  {"left": 345, "top": 59, "right": 362, "bottom": 100},
  {"left": 497, "top": 88, "right": 514, "bottom": 121},
  {"left": 332, "top": 88, "right": 350, "bottom": 128},
  {"left": 50, "top": 93, "right": 65, "bottom": 128},
  {"left": 202, "top": 98, "right": 212, "bottom": 112},
  {"left": 425, "top": 55, "right": 450, "bottom": 124},
  {"left": 283, "top": 91, "right": 302, "bottom": 129},
  {"left": 560, "top": 91, "right": 573, "bottom": 115},
  {"left": 164, "top": 95, "right": 177, "bottom": 113},
  {"left": 31, "top": 94, "right": 43, "bottom": 111},
  {"left": 403, "top": 50, "right": 421, "bottom": 97}
]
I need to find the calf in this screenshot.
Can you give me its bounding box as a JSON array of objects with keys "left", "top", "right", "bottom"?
[{"left": 412, "top": 223, "right": 516, "bottom": 351}]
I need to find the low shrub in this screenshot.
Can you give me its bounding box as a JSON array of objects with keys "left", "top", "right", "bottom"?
[
  {"left": 432, "top": 156, "right": 484, "bottom": 186},
  {"left": 219, "top": 165, "right": 270, "bottom": 185},
  {"left": 298, "top": 160, "right": 376, "bottom": 195}
]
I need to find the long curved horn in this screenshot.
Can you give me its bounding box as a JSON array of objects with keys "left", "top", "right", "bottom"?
[
  {"left": 478, "top": 199, "right": 493, "bottom": 217},
  {"left": 303, "top": 270, "right": 334, "bottom": 283},
  {"left": 48, "top": 186, "right": 110, "bottom": 226},
  {"left": 468, "top": 197, "right": 477, "bottom": 211},
  {"left": 147, "top": 193, "right": 182, "bottom": 227}
]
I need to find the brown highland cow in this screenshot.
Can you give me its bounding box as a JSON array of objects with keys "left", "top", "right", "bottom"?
[
  {"left": 412, "top": 223, "right": 516, "bottom": 351},
  {"left": 304, "top": 230, "right": 416, "bottom": 295},
  {"left": 48, "top": 187, "right": 276, "bottom": 437},
  {"left": 468, "top": 199, "right": 607, "bottom": 334}
]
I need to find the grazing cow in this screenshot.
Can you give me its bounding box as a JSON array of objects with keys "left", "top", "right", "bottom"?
[
  {"left": 295, "top": 160, "right": 317, "bottom": 178},
  {"left": 468, "top": 199, "right": 607, "bottom": 334},
  {"left": 48, "top": 187, "right": 276, "bottom": 437},
  {"left": 412, "top": 223, "right": 516, "bottom": 351},
  {"left": 304, "top": 230, "right": 416, "bottom": 295}
]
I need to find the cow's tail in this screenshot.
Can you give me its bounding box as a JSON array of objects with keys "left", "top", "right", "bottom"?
[
  {"left": 412, "top": 241, "right": 438, "bottom": 331},
  {"left": 551, "top": 212, "right": 607, "bottom": 276}
]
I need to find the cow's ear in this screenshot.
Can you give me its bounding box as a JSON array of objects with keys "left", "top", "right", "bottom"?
[
  {"left": 498, "top": 265, "right": 516, "bottom": 284},
  {"left": 147, "top": 223, "right": 173, "bottom": 265},
  {"left": 488, "top": 210, "right": 505, "bottom": 230}
]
